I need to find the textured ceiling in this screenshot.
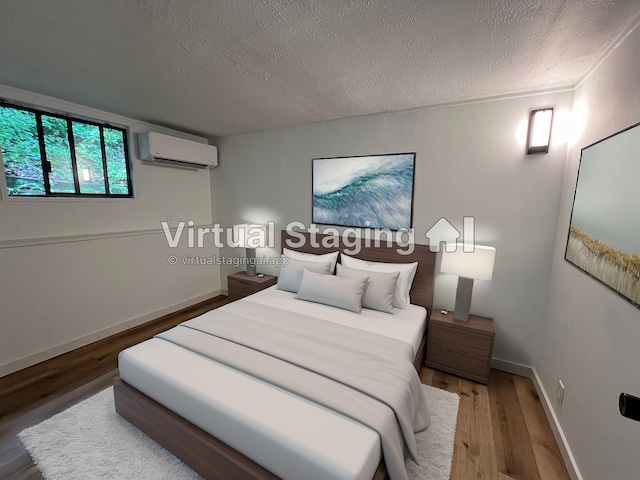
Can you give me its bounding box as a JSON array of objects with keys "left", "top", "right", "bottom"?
[{"left": 0, "top": 1, "right": 638, "bottom": 138}]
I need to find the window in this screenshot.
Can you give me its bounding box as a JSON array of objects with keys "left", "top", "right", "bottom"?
[{"left": 0, "top": 101, "right": 132, "bottom": 197}]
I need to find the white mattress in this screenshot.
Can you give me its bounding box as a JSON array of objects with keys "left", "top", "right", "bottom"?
[{"left": 118, "top": 287, "right": 428, "bottom": 480}]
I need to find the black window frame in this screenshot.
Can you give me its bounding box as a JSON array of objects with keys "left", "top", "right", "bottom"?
[{"left": 0, "top": 99, "right": 133, "bottom": 198}]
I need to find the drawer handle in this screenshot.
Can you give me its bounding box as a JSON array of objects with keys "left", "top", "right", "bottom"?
[
  {"left": 444, "top": 346, "right": 487, "bottom": 358},
  {"left": 446, "top": 346, "right": 467, "bottom": 354}
]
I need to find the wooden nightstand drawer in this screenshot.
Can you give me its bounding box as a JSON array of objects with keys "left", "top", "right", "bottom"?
[
  {"left": 425, "top": 310, "right": 495, "bottom": 384},
  {"left": 427, "top": 343, "right": 489, "bottom": 378},
  {"left": 429, "top": 324, "right": 492, "bottom": 358},
  {"left": 227, "top": 272, "right": 277, "bottom": 302},
  {"left": 227, "top": 277, "right": 261, "bottom": 300}
]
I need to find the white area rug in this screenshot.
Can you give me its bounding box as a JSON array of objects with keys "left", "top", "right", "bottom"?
[{"left": 19, "top": 384, "right": 459, "bottom": 480}]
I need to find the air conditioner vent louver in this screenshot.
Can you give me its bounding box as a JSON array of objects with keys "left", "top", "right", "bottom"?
[
  {"left": 138, "top": 132, "right": 217, "bottom": 169},
  {"left": 150, "top": 157, "right": 210, "bottom": 169}
]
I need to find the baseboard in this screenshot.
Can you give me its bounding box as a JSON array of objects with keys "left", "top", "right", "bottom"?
[
  {"left": 492, "top": 358, "right": 583, "bottom": 480},
  {"left": 0, "top": 290, "right": 223, "bottom": 377},
  {"left": 491, "top": 357, "right": 532, "bottom": 378}
]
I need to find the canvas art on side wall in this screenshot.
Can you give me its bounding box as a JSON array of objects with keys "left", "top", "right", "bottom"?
[
  {"left": 312, "top": 153, "right": 415, "bottom": 230},
  {"left": 565, "top": 121, "right": 640, "bottom": 308}
]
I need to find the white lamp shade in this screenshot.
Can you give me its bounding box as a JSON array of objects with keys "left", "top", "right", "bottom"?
[
  {"left": 233, "top": 224, "right": 268, "bottom": 248},
  {"left": 441, "top": 244, "right": 496, "bottom": 280}
]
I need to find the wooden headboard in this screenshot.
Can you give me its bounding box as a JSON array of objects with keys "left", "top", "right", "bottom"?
[{"left": 281, "top": 230, "right": 436, "bottom": 313}]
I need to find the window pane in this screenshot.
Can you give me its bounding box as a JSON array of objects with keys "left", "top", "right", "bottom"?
[
  {"left": 104, "top": 127, "right": 130, "bottom": 195},
  {"left": 0, "top": 102, "right": 131, "bottom": 198},
  {"left": 72, "top": 122, "right": 105, "bottom": 194},
  {"left": 0, "top": 106, "right": 45, "bottom": 195},
  {"left": 42, "top": 115, "right": 75, "bottom": 193}
]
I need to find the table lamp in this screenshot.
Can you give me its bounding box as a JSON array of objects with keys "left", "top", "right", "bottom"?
[
  {"left": 233, "top": 224, "right": 268, "bottom": 276},
  {"left": 440, "top": 244, "right": 496, "bottom": 321}
]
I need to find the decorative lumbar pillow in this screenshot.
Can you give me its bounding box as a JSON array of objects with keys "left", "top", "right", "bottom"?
[
  {"left": 295, "top": 268, "right": 368, "bottom": 313},
  {"left": 283, "top": 248, "right": 340, "bottom": 274},
  {"left": 277, "top": 257, "right": 332, "bottom": 293},
  {"left": 336, "top": 264, "right": 399, "bottom": 314},
  {"left": 340, "top": 254, "right": 418, "bottom": 309}
]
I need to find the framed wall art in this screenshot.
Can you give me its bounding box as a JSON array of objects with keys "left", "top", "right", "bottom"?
[
  {"left": 312, "top": 152, "right": 415, "bottom": 230},
  {"left": 565, "top": 121, "right": 640, "bottom": 308}
]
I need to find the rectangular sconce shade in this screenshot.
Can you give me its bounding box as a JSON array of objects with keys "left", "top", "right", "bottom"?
[
  {"left": 441, "top": 244, "right": 496, "bottom": 280},
  {"left": 233, "top": 224, "right": 268, "bottom": 248},
  {"left": 527, "top": 108, "right": 554, "bottom": 154}
]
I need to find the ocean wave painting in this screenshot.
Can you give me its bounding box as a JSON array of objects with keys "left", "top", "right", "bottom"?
[{"left": 312, "top": 153, "right": 415, "bottom": 230}]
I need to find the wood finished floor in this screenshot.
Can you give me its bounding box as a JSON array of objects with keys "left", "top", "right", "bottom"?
[{"left": 1, "top": 299, "right": 570, "bottom": 480}]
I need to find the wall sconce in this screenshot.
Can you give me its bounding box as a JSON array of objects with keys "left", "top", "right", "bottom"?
[
  {"left": 441, "top": 244, "right": 496, "bottom": 321},
  {"left": 527, "top": 108, "right": 554, "bottom": 154},
  {"left": 233, "top": 224, "right": 268, "bottom": 276}
]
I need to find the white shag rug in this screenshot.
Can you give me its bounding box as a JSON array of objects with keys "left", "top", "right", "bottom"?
[{"left": 19, "top": 384, "right": 459, "bottom": 480}]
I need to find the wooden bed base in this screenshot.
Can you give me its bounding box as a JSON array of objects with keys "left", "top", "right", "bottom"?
[
  {"left": 114, "top": 231, "right": 435, "bottom": 480},
  {"left": 114, "top": 374, "right": 391, "bottom": 480},
  {"left": 114, "top": 376, "right": 280, "bottom": 480}
]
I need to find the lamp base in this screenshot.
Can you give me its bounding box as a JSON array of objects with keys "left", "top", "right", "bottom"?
[
  {"left": 245, "top": 248, "right": 257, "bottom": 276},
  {"left": 453, "top": 276, "right": 474, "bottom": 321}
]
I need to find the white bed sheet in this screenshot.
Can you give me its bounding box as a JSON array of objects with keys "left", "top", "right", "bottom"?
[
  {"left": 118, "top": 288, "right": 427, "bottom": 480},
  {"left": 238, "top": 285, "right": 427, "bottom": 356}
]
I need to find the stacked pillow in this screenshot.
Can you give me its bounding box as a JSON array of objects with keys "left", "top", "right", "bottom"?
[
  {"left": 295, "top": 268, "right": 368, "bottom": 313},
  {"left": 276, "top": 257, "right": 333, "bottom": 293},
  {"left": 277, "top": 249, "right": 418, "bottom": 314},
  {"left": 340, "top": 254, "right": 418, "bottom": 309},
  {"left": 335, "top": 264, "right": 398, "bottom": 314},
  {"left": 282, "top": 248, "right": 339, "bottom": 273}
]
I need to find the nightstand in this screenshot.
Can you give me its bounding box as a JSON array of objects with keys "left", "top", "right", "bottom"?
[
  {"left": 425, "top": 310, "right": 495, "bottom": 384},
  {"left": 227, "top": 271, "right": 277, "bottom": 302}
]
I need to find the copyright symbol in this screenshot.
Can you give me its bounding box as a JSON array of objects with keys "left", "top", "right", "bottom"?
[{"left": 168, "top": 255, "right": 178, "bottom": 265}]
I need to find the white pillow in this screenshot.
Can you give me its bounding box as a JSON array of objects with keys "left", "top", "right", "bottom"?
[
  {"left": 283, "top": 248, "right": 339, "bottom": 274},
  {"left": 295, "top": 268, "right": 368, "bottom": 313},
  {"left": 340, "top": 254, "right": 418, "bottom": 309},
  {"left": 336, "top": 264, "right": 399, "bottom": 314},
  {"left": 277, "top": 257, "right": 332, "bottom": 293}
]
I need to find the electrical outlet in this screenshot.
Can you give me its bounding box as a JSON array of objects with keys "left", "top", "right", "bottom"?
[{"left": 556, "top": 379, "right": 566, "bottom": 406}]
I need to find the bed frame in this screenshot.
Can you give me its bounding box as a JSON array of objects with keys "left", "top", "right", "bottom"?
[{"left": 114, "top": 230, "right": 436, "bottom": 480}]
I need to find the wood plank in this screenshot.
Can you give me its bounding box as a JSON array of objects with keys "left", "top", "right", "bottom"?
[
  {"left": 489, "top": 370, "right": 542, "bottom": 480},
  {"left": 430, "top": 369, "right": 461, "bottom": 393},
  {"left": 450, "top": 377, "right": 497, "bottom": 480},
  {"left": 419, "top": 366, "right": 434, "bottom": 385},
  {"left": 513, "top": 375, "right": 570, "bottom": 480}
]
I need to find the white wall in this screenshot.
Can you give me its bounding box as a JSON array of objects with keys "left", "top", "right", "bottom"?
[
  {"left": 0, "top": 85, "right": 220, "bottom": 376},
  {"left": 537, "top": 21, "right": 640, "bottom": 480},
  {"left": 212, "top": 90, "right": 574, "bottom": 367}
]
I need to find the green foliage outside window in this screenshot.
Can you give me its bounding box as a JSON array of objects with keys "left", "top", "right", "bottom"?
[
  {"left": 0, "top": 107, "right": 44, "bottom": 195},
  {"left": 0, "top": 102, "right": 132, "bottom": 197}
]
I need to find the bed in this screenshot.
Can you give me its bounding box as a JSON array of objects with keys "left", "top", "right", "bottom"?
[{"left": 114, "top": 231, "right": 436, "bottom": 480}]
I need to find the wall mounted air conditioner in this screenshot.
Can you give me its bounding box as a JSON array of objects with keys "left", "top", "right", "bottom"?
[{"left": 137, "top": 132, "right": 218, "bottom": 169}]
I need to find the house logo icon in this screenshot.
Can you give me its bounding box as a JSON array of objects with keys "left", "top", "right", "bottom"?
[{"left": 425, "top": 216, "right": 476, "bottom": 252}]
